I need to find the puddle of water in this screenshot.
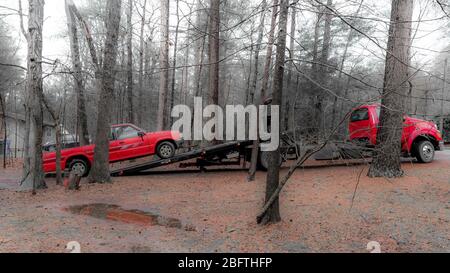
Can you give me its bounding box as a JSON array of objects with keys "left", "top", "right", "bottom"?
[{"left": 65, "top": 204, "right": 195, "bottom": 231}]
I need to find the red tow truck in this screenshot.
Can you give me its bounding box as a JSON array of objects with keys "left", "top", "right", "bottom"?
[
  {"left": 349, "top": 105, "right": 444, "bottom": 163},
  {"left": 43, "top": 124, "right": 183, "bottom": 176}
]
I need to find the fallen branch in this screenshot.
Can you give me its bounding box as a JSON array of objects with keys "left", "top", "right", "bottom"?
[{"left": 257, "top": 110, "right": 353, "bottom": 223}]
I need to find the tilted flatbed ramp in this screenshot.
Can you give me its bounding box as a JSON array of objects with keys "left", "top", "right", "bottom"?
[{"left": 111, "top": 141, "right": 254, "bottom": 176}]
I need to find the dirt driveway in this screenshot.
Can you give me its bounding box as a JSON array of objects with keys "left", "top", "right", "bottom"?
[{"left": 0, "top": 152, "right": 449, "bottom": 253}]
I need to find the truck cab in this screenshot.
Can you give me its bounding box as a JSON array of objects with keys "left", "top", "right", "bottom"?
[{"left": 349, "top": 105, "right": 444, "bottom": 163}]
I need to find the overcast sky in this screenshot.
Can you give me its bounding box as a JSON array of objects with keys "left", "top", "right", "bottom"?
[{"left": 1, "top": 0, "right": 449, "bottom": 69}]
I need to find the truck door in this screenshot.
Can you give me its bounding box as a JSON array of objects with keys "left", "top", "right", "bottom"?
[
  {"left": 114, "top": 125, "right": 150, "bottom": 160},
  {"left": 109, "top": 128, "right": 123, "bottom": 162}
]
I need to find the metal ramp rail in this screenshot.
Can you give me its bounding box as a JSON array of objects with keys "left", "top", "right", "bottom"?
[{"left": 111, "top": 141, "right": 254, "bottom": 176}]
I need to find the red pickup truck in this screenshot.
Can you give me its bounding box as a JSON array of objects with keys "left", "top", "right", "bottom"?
[
  {"left": 349, "top": 105, "right": 444, "bottom": 163},
  {"left": 43, "top": 124, "right": 182, "bottom": 176}
]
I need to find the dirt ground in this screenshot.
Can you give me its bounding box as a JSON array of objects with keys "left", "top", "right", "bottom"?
[{"left": 0, "top": 151, "right": 449, "bottom": 253}]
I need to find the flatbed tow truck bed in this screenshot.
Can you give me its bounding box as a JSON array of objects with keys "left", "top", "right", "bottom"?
[{"left": 111, "top": 140, "right": 254, "bottom": 176}]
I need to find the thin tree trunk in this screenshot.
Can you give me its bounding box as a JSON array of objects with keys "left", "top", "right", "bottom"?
[
  {"left": 248, "top": 0, "right": 268, "bottom": 182},
  {"left": 368, "top": 0, "right": 413, "bottom": 178},
  {"left": 126, "top": 0, "right": 134, "bottom": 124},
  {"left": 89, "top": 0, "right": 123, "bottom": 184},
  {"left": 316, "top": 0, "right": 332, "bottom": 137},
  {"left": 65, "top": 0, "right": 90, "bottom": 146},
  {"left": 157, "top": 0, "right": 170, "bottom": 131},
  {"left": 20, "top": 0, "right": 47, "bottom": 192},
  {"left": 208, "top": 0, "right": 220, "bottom": 106},
  {"left": 259, "top": 0, "right": 289, "bottom": 225},
  {"left": 0, "top": 93, "right": 7, "bottom": 169},
  {"left": 284, "top": 3, "right": 296, "bottom": 132},
  {"left": 332, "top": 0, "right": 363, "bottom": 128},
  {"left": 170, "top": 0, "right": 180, "bottom": 126},
  {"left": 137, "top": 0, "right": 147, "bottom": 126},
  {"left": 261, "top": 0, "right": 279, "bottom": 100}
]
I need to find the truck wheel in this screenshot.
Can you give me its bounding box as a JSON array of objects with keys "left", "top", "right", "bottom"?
[
  {"left": 68, "top": 159, "right": 90, "bottom": 177},
  {"left": 258, "top": 151, "right": 282, "bottom": 171},
  {"left": 157, "top": 141, "right": 176, "bottom": 159},
  {"left": 414, "top": 140, "right": 435, "bottom": 163}
]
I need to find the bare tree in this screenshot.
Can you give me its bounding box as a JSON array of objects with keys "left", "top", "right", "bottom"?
[
  {"left": 137, "top": 0, "right": 147, "bottom": 126},
  {"left": 258, "top": 0, "right": 289, "bottom": 225},
  {"left": 126, "top": 0, "right": 135, "bottom": 124},
  {"left": 170, "top": 0, "right": 180, "bottom": 126},
  {"left": 368, "top": 0, "right": 413, "bottom": 178},
  {"left": 248, "top": 0, "right": 268, "bottom": 182},
  {"left": 208, "top": 0, "right": 220, "bottom": 106},
  {"left": 65, "top": 0, "right": 90, "bottom": 146},
  {"left": 89, "top": 0, "right": 123, "bottom": 183},
  {"left": 261, "top": 0, "right": 279, "bottom": 100},
  {"left": 20, "top": 0, "right": 47, "bottom": 192},
  {"left": 157, "top": 0, "right": 170, "bottom": 131},
  {"left": 284, "top": 1, "right": 297, "bottom": 131}
]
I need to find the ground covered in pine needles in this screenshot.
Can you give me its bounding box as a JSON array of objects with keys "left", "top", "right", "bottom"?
[{"left": 0, "top": 151, "right": 449, "bottom": 253}]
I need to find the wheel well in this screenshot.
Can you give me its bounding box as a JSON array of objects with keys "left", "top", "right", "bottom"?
[
  {"left": 66, "top": 155, "right": 91, "bottom": 169},
  {"left": 411, "top": 135, "right": 439, "bottom": 153},
  {"left": 156, "top": 139, "right": 177, "bottom": 149}
]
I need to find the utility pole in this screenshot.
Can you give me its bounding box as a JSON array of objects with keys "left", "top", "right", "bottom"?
[{"left": 440, "top": 58, "right": 447, "bottom": 132}]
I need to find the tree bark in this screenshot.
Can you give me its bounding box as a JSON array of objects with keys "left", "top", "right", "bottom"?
[
  {"left": 137, "top": 0, "right": 147, "bottom": 126},
  {"left": 259, "top": 0, "right": 289, "bottom": 225},
  {"left": 0, "top": 93, "right": 7, "bottom": 169},
  {"left": 332, "top": 0, "right": 364, "bottom": 128},
  {"left": 170, "top": 0, "right": 180, "bottom": 126},
  {"left": 261, "top": 0, "right": 279, "bottom": 100},
  {"left": 157, "top": 0, "right": 170, "bottom": 131},
  {"left": 208, "top": 0, "right": 220, "bottom": 106},
  {"left": 65, "top": 0, "right": 90, "bottom": 146},
  {"left": 248, "top": 0, "right": 267, "bottom": 182},
  {"left": 20, "top": 0, "right": 47, "bottom": 192},
  {"left": 368, "top": 0, "right": 413, "bottom": 178},
  {"left": 315, "top": 0, "right": 333, "bottom": 137},
  {"left": 283, "top": 3, "right": 296, "bottom": 131},
  {"left": 126, "top": 0, "right": 135, "bottom": 124},
  {"left": 89, "top": 0, "right": 123, "bottom": 184}
]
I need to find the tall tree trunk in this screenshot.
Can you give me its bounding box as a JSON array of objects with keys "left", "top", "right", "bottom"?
[
  {"left": 0, "top": 93, "right": 7, "bottom": 169},
  {"left": 20, "top": 0, "right": 47, "bottom": 192},
  {"left": 126, "top": 0, "right": 135, "bottom": 124},
  {"left": 89, "top": 0, "right": 123, "bottom": 184},
  {"left": 137, "top": 0, "right": 147, "bottom": 126},
  {"left": 332, "top": 0, "right": 364, "bottom": 128},
  {"left": 259, "top": 0, "right": 289, "bottom": 225},
  {"left": 248, "top": 0, "right": 267, "bottom": 182},
  {"left": 42, "top": 97, "right": 63, "bottom": 185},
  {"left": 261, "top": 0, "right": 279, "bottom": 100},
  {"left": 208, "top": 0, "right": 220, "bottom": 106},
  {"left": 170, "top": 0, "right": 180, "bottom": 126},
  {"left": 368, "top": 0, "right": 413, "bottom": 178},
  {"left": 157, "top": 0, "right": 170, "bottom": 131},
  {"left": 315, "top": 0, "right": 333, "bottom": 137},
  {"left": 284, "top": 3, "right": 296, "bottom": 131},
  {"left": 65, "top": 0, "right": 90, "bottom": 146}
]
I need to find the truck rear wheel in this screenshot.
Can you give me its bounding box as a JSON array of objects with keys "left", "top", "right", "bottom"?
[{"left": 414, "top": 140, "right": 435, "bottom": 163}]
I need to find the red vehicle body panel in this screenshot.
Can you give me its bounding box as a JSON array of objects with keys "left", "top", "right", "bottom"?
[
  {"left": 349, "top": 105, "right": 443, "bottom": 153},
  {"left": 43, "top": 124, "right": 181, "bottom": 174}
]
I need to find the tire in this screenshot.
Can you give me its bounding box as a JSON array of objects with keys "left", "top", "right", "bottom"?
[
  {"left": 68, "top": 159, "right": 90, "bottom": 177},
  {"left": 414, "top": 140, "right": 435, "bottom": 163},
  {"left": 258, "top": 151, "right": 282, "bottom": 171},
  {"left": 156, "top": 141, "right": 176, "bottom": 159}
]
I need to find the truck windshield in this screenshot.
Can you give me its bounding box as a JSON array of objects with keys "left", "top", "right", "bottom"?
[{"left": 351, "top": 108, "right": 369, "bottom": 122}]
